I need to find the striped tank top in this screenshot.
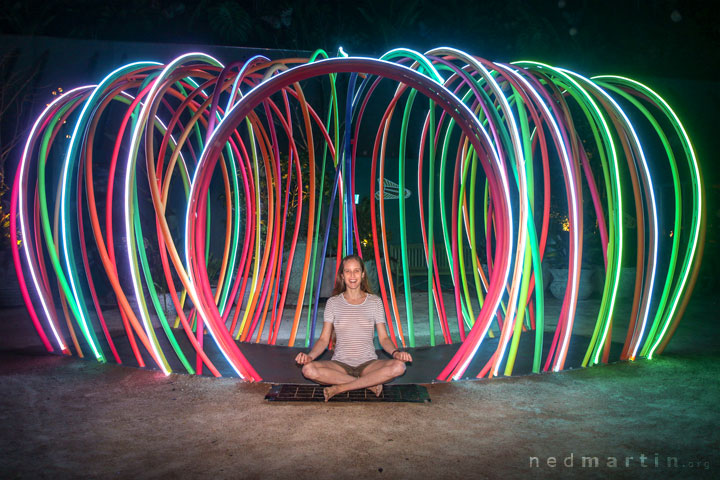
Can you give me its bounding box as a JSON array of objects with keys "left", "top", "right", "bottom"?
[{"left": 324, "top": 292, "right": 386, "bottom": 367}]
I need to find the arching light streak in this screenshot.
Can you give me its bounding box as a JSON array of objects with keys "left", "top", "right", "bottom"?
[
  {"left": 561, "top": 70, "right": 659, "bottom": 362},
  {"left": 17, "top": 86, "right": 94, "bottom": 352},
  {"left": 512, "top": 61, "right": 593, "bottom": 372},
  {"left": 60, "top": 63, "right": 162, "bottom": 362},
  {"left": 495, "top": 61, "right": 574, "bottom": 370},
  {"left": 426, "top": 48, "right": 525, "bottom": 378},
  {"left": 590, "top": 76, "right": 702, "bottom": 360},
  {"left": 132, "top": 52, "right": 251, "bottom": 378},
  {"left": 13, "top": 49, "right": 701, "bottom": 383}
]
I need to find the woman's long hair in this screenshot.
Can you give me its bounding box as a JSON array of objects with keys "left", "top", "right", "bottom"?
[{"left": 331, "top": 254, "right": 372, "bottom": 296}]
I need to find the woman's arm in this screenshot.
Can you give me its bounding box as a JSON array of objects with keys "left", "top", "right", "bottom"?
[
  {"left": 294, "top": 321, "right": 333, "bottom": 364},
  {"left": 376, "top": 323, "right": 413, "bottom": 362}
]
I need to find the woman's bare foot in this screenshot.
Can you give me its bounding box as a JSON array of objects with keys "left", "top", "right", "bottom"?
[
  {"left": 323, "top": 386, "right": 336, "bottom": 402},
  {"left": 368, "top": 384, "right": 383, "bottom": 397}
]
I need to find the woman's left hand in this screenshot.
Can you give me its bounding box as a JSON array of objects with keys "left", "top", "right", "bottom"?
[
  {"left": 295, "top": 352, "right": 313, "bottom": 365},
  {"left": 392, "top": 351, "right": 413, "bottom": 363}
]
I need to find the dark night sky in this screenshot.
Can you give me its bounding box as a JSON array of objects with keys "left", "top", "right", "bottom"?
[{"left": 1, "top": 0, "right": 718, "bottom": 79}]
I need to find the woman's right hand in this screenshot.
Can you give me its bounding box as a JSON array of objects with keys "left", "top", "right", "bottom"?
[{"left": 295, "top": 352, "right": 313, "bottom": 365}]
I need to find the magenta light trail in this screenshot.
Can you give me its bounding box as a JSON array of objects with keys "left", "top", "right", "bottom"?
[{"left": 11, "top": 48, "right": 704, "bottom": 382}]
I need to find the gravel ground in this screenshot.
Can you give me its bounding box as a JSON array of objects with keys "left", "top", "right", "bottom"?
[{"left": 1, "top": 295, "right": 718, "bottom": 479}]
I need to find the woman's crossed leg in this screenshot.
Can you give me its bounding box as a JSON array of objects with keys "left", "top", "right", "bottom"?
[{"left": 302, "top": 359, "right": 406, "bottom": 402}]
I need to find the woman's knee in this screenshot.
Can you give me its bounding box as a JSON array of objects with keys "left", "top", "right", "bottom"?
[
  {"left": 301, "top": 362, "right": 318, "bottom": 379},
  {"left": 389, "top": 359, "right": 406, "bottom": 377}
]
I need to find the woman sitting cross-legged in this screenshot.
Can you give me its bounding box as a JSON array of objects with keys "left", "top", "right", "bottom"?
[{"left": 294, "top": 254, "right": 412, "bottom": 401}]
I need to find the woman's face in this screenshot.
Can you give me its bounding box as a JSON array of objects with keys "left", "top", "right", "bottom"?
[{"left": 341, "top": 258, "right": 364, "bottom": 290}]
